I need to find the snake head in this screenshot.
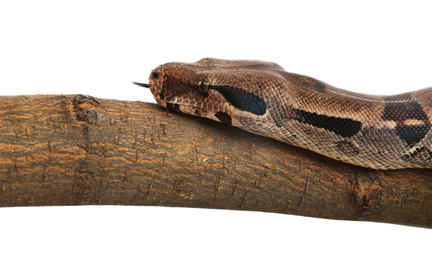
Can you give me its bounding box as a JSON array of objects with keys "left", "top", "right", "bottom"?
[{"left": 141, "top": 58, "right": 286, "bottom": 127}]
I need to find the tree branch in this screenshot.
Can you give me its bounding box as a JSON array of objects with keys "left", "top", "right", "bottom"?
[{"left": 0, "top": 95, "right": 431, "bottom": 228}]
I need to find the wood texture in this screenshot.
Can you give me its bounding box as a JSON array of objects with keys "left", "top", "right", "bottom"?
[{"left": 0, "top": 95, "right": 431, "bottom": 228}]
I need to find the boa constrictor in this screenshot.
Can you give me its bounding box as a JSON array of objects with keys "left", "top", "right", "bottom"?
[{"left": 135, "top": 58, "right": 432, "bottom": 170}]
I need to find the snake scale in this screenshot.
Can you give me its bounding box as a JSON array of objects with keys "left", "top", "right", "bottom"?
[{"left": 135, "top": 58, "right": 432, "bottom": 170}]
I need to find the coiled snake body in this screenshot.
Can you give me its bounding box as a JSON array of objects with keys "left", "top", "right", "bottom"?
[{"left": 138, "top": 58, "right": 432, "bottom": 170}]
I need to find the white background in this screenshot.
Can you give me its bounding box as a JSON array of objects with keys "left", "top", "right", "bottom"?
[{"left": 0, "top": 1, "right": 431, "bottom": 259}]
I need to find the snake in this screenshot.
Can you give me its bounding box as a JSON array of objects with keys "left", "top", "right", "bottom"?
[{"left": 134, "top": 58, "right": 432, "bottom": 170}]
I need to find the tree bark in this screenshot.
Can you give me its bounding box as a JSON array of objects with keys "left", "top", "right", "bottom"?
[{"left": 0, "top": 94, "right": 431, "bottom": 228}]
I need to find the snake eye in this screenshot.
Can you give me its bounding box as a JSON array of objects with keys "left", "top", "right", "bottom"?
[{"left": 198, "top": 81, "right": 209, "bottom": 98}]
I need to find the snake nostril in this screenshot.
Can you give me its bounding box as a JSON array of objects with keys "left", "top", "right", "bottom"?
[{"left": 150, "top": 71, "right": 159, "bottom": 79}]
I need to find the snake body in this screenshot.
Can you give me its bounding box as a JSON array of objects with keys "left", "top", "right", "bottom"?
[{"left": 144, "top": 58, "right": 432, "bottom": 170}]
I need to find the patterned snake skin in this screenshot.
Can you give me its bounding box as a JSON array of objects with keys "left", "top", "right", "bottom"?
[{"left": 138, "top": 58, "right": 432, "bottom": 170}]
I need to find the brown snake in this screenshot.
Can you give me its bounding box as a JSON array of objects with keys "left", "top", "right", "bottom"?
[{"left": 135, "top": 58, "right": 432, "bottom": 170}]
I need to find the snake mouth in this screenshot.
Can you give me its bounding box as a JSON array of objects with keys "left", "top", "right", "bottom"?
[
  {"left": 165, "top": 99, "right": 214, "bottom": 117},
  {"left": 163, "top": 92, "right": 233, "bottom": 124},
  {"left": 166, "top": 100, "right": 232, "bottom": 125},
  {"left": 163, "top": 84, "right": 268, "bottom": 116}
]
